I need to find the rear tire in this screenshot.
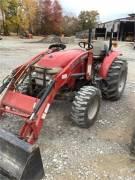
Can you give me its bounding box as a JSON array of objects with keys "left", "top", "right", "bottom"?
[
  {"left": 71, "top": 86, "right": 100, "bottom": 128},
  {"left": 101, "top": 59, "right": 127, "bottom": 100}
]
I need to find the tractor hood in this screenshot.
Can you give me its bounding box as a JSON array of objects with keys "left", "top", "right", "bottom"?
[{"left": 36, "top": 49, "right": 85, "bottom": 68}]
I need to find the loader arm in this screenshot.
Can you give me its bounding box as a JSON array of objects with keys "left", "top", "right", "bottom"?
[
  {"left": 19, "top": 51, "right": 89, "bottom": 144},
  {"left": 0, "top": 50, "right": 89, "bottom": 143}
]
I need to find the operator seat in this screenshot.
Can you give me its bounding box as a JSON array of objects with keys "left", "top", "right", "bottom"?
[{"left": 93, "top": 40, "right": 109, "bottom": 59}]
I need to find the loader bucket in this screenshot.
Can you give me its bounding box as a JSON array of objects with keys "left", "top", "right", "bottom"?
[{"left": 0, "top": 128, "right": 44, "bottom": 180}]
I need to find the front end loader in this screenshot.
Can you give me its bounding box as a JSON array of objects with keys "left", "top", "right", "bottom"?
[
  {"left": 0, "top": 129, "right": 44, "bottom": 180},
  {"left": 0, "top": 29, "right": 128, "bottom": 179}
]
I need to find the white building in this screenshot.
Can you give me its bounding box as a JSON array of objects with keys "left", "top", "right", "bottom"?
[{"left": 96, "top": 14, "right": 135, "bottom": 41}]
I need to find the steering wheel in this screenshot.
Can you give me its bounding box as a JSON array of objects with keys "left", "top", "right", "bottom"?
[
  {"left": 78, "top": 42, "right": 93, "bottom": 50},
  {"left": 49, "top": 43, "right": 66, "bottom": 50}
]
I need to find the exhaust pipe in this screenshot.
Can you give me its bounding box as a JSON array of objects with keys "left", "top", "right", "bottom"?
[{"left": 0, "top": 128, "right": 44, "bottom": 180}]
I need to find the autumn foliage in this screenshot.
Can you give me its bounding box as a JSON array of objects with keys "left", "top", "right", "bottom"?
[
  {"left": 0, "top": 0, "right": 100, "bottom": 36},
  {"left": 40, "top": 0, "right": 63, "bottom": 35},
  {"left": 0, "top": 0, "right": 63, "bottom": 35},
  {"left": 52, "top": 0, "right": 63, "bottom": 34}
]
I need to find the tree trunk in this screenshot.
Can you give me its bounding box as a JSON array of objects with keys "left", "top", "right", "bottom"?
[
  {"left": 1, "top": 10, "right": 9, "bottom": 36},
  {"left": 1, "top": 10, "right": 5, "bottom": 34}
]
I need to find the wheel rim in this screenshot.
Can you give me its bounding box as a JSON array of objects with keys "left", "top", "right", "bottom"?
[
  {"left": 118, "top": 70, "right": 126, "bottom": 93},
  {"left": 88, "top": 97, "right": 99, "bottom": 120}
]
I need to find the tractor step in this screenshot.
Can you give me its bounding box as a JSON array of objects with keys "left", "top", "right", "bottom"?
[{"left": 0, "top": 128, "right": 44, "bottom": 180}]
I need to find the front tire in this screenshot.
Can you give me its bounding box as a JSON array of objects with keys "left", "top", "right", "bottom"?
[
  {"left": 71, "top": 86, "right": 100, "bottom": 128},
  {"left": 101, "top": 59, "right": 127, "bottom": 101}
]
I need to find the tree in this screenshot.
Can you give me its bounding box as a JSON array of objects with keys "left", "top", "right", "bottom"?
[
  {"left": 62, "top": 16, "right": 80, "bottom": 36},
  {"left": 0, "top": 0, "right": 9, "bottom": 35},
  {"left": 0, "top": 0, "right": 20, "bottom": 35},
  {"left": 0, "top": 0, "right": 38, "bottom": 35},
  {"left": 40, "top": 0, "right": 53, "bottom": 34},
  {"left": 78, "top": 10, "right": 99, "bottom": 30},
  {"left": 6, "top": 0, "right": 19, "bottom": 34},
  {"left": 21, "top": 0, "right": 38, "bottom": 33},
  {"left": 39, "top": 0, "right": 63, "bottom": 35},
  {"left": 14, "top": 0, "right": 38, "bottom": 34},
  {"left": 52, "top": 0, "right": 63, "bottom": 35}
]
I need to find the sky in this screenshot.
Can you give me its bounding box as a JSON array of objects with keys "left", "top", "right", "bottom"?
[{"left": 59, "top": 0, "right": 135, "bottom": 22}]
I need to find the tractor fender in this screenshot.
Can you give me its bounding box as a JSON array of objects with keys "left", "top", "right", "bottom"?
[{"left": 99, "top": 51, "right": 121, "bottom": 79}]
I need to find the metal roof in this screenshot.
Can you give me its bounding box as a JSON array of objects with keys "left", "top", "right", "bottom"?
[{"left": 98, "top": 15, "right": 135, "bottom": 26}]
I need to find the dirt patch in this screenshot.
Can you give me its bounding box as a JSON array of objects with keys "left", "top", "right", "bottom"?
[{"left": 39, "top": 35, "right": 62, "bottom": 44}]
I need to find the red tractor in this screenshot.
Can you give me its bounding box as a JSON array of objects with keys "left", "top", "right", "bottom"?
[{"left": 0, "top": 31, "right": 127, "bottom": 179}]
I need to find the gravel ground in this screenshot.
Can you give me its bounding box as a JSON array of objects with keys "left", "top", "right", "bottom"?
[{"left": 0, "top": 37, "right": 135, "bottom": 180}]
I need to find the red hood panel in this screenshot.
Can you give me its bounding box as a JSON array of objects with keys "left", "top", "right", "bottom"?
[{"left": 37, "top": 49, "right": 85, "bottom": 68}]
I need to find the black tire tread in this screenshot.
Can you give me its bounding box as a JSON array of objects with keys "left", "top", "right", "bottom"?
[
  {"left": 71, "top": 86, "right": 100, "bottom": 128},
  {"left": 102, "top": 58, "right": 127, "bottom": 100}
]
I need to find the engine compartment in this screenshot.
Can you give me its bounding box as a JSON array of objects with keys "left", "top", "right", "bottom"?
[{"left": 16, "top": 65, "right": 54, "bottom": 98}]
